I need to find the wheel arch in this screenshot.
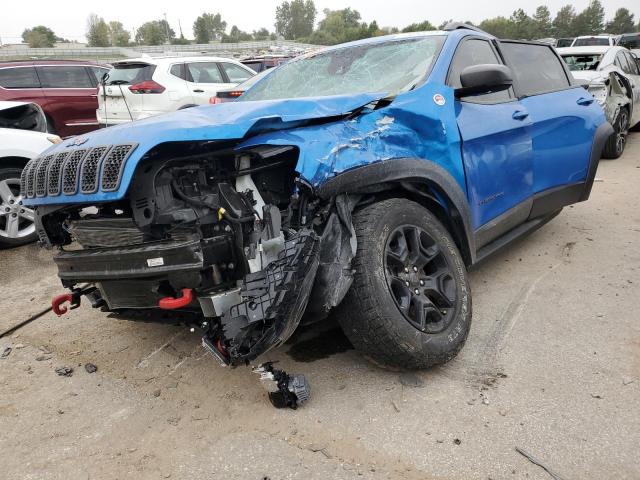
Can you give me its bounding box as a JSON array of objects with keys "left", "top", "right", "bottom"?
[
  {"left": 316, "top": 158, "right": 476, "bottom": 265},
  {"left": 0, "top": 156, "right": 31, "bottom": 171}
]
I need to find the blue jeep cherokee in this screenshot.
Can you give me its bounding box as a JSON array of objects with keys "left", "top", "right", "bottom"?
[{"left": 22, "top": 25, "right": 611, "bottom": 373}]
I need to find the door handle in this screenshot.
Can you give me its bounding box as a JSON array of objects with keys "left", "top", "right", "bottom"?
[
  {"left": 89, "top": 94, "right": 98, "bottom": 98},
  {"left": 512, "top": 110, "right": 529, "bottom": 121},
  {"left": 577, "top": 97, "right": 594, "bottom": 106},
  {"left": 193, "top": 89, "right": 204, "bottom": 93}
]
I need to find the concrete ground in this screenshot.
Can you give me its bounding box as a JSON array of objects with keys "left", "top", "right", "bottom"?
[{"left": 1, "top": 134, "right": 639, "bottom": 480}]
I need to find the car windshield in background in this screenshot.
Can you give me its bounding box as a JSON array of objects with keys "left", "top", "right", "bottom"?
[
  {"left": 105, "top": 63, "right": 154, "bottom": 85},
  {"left": 240, "top": 36, "right": 445, "bottom": 101},
  {"left": 562, "top": 54, "right": 603, "bottom": 71},
  {"left": 573, "top": 37, "right": 610, "bottom": 46}
]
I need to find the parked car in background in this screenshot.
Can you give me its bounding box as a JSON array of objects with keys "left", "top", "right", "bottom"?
[
  {"left": 0, "top": 61, "right": 110, "bottom": 137},
  {"left": 571, "top": 35, "right": 617, "bottom": 47},
  {"left": 556, "top": 38, "right": 574, "bottom": 48},
  {"left": 209, "top": 68, "right": 272, "bottom": 104},
  {"left": 0, "top": 101, "right": 60, "bottom": 247},
  {"left": 559, "top": 45, "right": 640, "bottom": 158},
  {"left": 240, "top": 55, "right": 292, "bottom": 73},
  {"left": 97, "top": 56, "right": 255, "bottom": 126},
  {"left": 24, "top": 26, "right": 610, "bottom": 396},
  {"left": 617, "top": 32, "right": 640, "bottom": 55}
]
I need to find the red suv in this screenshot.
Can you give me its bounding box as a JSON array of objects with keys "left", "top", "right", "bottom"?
[{"left": 0, "top": 60, "right": 110, "bottom": 137}]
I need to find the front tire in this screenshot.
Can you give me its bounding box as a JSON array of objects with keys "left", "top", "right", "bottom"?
[
  {"left": 0, "top": 167, "right": 37, "bottom": 248},
  {"left": 337, "top": 199, "right": 472, "bottom": 370}
]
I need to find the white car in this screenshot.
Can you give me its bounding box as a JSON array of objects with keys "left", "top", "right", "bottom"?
[
  {"left": 97, "top": 56, "right": 256, "bottom": 126},
  {"left": 0, "top": 102, "right": 61, "bottom": 247},
  {"left": 558, "top": 46, "right": 640, "bottom": 158},
  {"left": 571, "top": 35, "right": 617, "bottom": 47}
]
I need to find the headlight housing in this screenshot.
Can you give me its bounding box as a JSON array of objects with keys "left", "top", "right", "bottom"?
[{"left": 587, "top": 83, "right": 608, "bottom": 106}]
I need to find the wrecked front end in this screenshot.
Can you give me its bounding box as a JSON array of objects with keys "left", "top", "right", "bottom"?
[
  {"left": 21, "top": 81, "right": 461, "bottom": 370},
  {"left": 29, "top": 139, "right": 358, "bottom": 368}
]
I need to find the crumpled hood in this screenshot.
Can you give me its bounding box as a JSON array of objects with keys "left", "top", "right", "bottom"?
[
  {"left": 58, "top": 93, "right": 384, "bottom": 149},
  {"left": 24, "top": 92, "right": 385, "bottom": 206}
]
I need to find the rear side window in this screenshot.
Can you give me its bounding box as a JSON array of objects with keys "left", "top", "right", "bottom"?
[
  {"left": 89, "top": 67, "right": 109, "bottom": 86},
  {"left": 0, "top": 67, "right": 40, "bottom": 89},
  {"left": 619, "top": 36, "right": 640, "bottom": 49},
  {"left": 169, "top": 63, "right": 185, "bottom": 80},
  {"left": 186, "top": 62, "right": 224, "bottom": 83},
  {"left": 106, "top": 63, "right": 155, "bottom": 85},
  {"left": 573, "top": 37, "right": 610, "bottom": 46},
  {"left": 221, "top": 63, "right": 253, "bottom": 83},
  {"left": 447, "top": 38, "right": 511, "bottom": 102},
  {"left": 501, "top": 43, "right": 570, "bottom": 97},
  {"left": 38, "top": 66, "right": 94, "bottom": 88},
  {"left": 242, "top": 61, "right": 264, "bottom": 72}
]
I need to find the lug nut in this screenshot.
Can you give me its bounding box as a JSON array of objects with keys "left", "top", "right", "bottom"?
[
  {"left": 413, "top": 266, "right": 418, "bottom": 272},
  {"left": 404, "top": 267, "right": 409, "bottom": 273},
  {"left": 20, "top": 209, "right": 24, "bottom": 214},
  {"left": 9, "top": 199, "right": 14, "bottom": 204},
  {"left": 4, "top": 207, "right": 9, "bottom": 212},
  {"left": 419, "top": 280, "right": 425, "bottom": 286},
  {"left": 11, "top": 213, "right": 17, "bottom": 218},
  {"left": 414, "top": 289, "right": 420, "bottom": 294},
  {"left": 190, "top": 327, "right": 195, "bottom": 333},
  {"left": 405, "top": 281, "right": 410, "bottom": 286}
]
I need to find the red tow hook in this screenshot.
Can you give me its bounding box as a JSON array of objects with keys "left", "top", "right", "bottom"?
[
  {"left": 159, "top": 288, "right": 194, "bottom": 310},
  {"left": 51, "top": 286, "right": 96, "bottom": 316},
  {"left": 52, "top": 293, "right": 77, "bottom": 316}
]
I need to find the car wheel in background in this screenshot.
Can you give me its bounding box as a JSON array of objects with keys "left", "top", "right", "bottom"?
[
  {"left": 337, "top": 199, "right": 472, "bottom": 370},
  {"left": 602, "top": 108, "right": 629, "bottom": 159},
  {"left": 0, "top": 167, "right": 37, "bottom": 248}
]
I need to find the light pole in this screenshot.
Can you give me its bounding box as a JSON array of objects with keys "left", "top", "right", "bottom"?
[{"left": 163, "top": 13, "right": 171, "bottom": 45}]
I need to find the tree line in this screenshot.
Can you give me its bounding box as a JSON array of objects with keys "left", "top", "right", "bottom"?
[{"left": 19, "top": 0, "right": 640, "bottom": 48}]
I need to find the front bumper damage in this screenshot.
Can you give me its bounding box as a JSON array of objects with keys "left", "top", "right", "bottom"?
[{"left": 202, "top": 229, "right": 320, "bottom": 365}]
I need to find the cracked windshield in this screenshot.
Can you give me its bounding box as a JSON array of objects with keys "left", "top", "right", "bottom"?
[{"left": 241, "top": 35, "right": 445, "bottom": 101}]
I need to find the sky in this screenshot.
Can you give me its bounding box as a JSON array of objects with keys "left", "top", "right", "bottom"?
[{"left": 0, "top": 0, "right": 638, "bottom": 44}]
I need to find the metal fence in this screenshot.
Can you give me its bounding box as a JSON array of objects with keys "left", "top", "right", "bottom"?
[{"left": 0, "top": 40, "right": 321, "bottom": 62}]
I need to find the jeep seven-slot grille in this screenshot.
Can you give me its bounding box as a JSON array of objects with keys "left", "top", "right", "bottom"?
[
  {"left": 35, "top": 155, "right": 55, "bottom": 197},
  {"left": 61, "top": 149, "right": 88, "bottom": 195},
  {"left": 20, "top": 158, "right": 38, "bottom": 197},
  {"left": 47, "top": 152, "right": 70, "bottom": 196},
  {"left": 80, "top": 146, "right": 109, "bottom": 193},
  {"left": 101, "top": 144, "right": 135, "bottom": 192},
  {"left": 22, "top": 143, "right": 138, "bottom": 200}
]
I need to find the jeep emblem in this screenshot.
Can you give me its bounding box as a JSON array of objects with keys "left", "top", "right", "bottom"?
[{"left": 69, "top": 137, "right": 88, "bottom": 147}]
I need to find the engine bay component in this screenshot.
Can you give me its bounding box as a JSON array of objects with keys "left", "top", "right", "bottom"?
[{"left": 253, "top": 362, "right": 311, "bottom": 409}]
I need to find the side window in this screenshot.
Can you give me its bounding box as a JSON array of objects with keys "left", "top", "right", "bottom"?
[
  {"left": 447, "top": 38, "right": 511, "bottom": 102},
  {"left": 501, "top": 42, "right": 570, "bottom": 96},
  {"left": 38, "top": 66, "right": 94, "bottom": 88},
  {"left": 89, "top": 67, "right": 108, "bottom": 86},
  {"left": 622, "top": 52, "right": 639, "bottom": 75},
  {"left": 0, "top": 67, "right": 40, "bottom": 89},
  {"left": 186, "top": 62, "right": 224, "bottom": 83},
  {"left": 221, "top": 63, "right": 253, "bottom": 83},
  {"left": 169, "top": 63, "right": 185, "bottom": 80}
]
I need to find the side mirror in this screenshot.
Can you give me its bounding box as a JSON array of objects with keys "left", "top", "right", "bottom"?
[{"left": 455, "top": 64, "right": 513, "bottom": 98}]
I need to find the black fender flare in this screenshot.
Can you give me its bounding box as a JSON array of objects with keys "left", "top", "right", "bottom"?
[
  {"left": 580, "top": 121, "right": 614, "bottom": 201},
  {"left": 316, "top": 158, "right": 476, "bottom": 265}
]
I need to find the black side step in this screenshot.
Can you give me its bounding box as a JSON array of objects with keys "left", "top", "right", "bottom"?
[{"left": 473, "top": 210, "right": 561, "bottom": 267}]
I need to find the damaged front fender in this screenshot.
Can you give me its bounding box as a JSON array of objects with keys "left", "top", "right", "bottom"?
[{"left": 237, "top": 84, "right": 465, "bottom": 190}]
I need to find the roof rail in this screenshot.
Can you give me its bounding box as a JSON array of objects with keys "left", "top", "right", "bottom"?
[{"left": 443, "top": 23, "right": 488, "bottom": 35}]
